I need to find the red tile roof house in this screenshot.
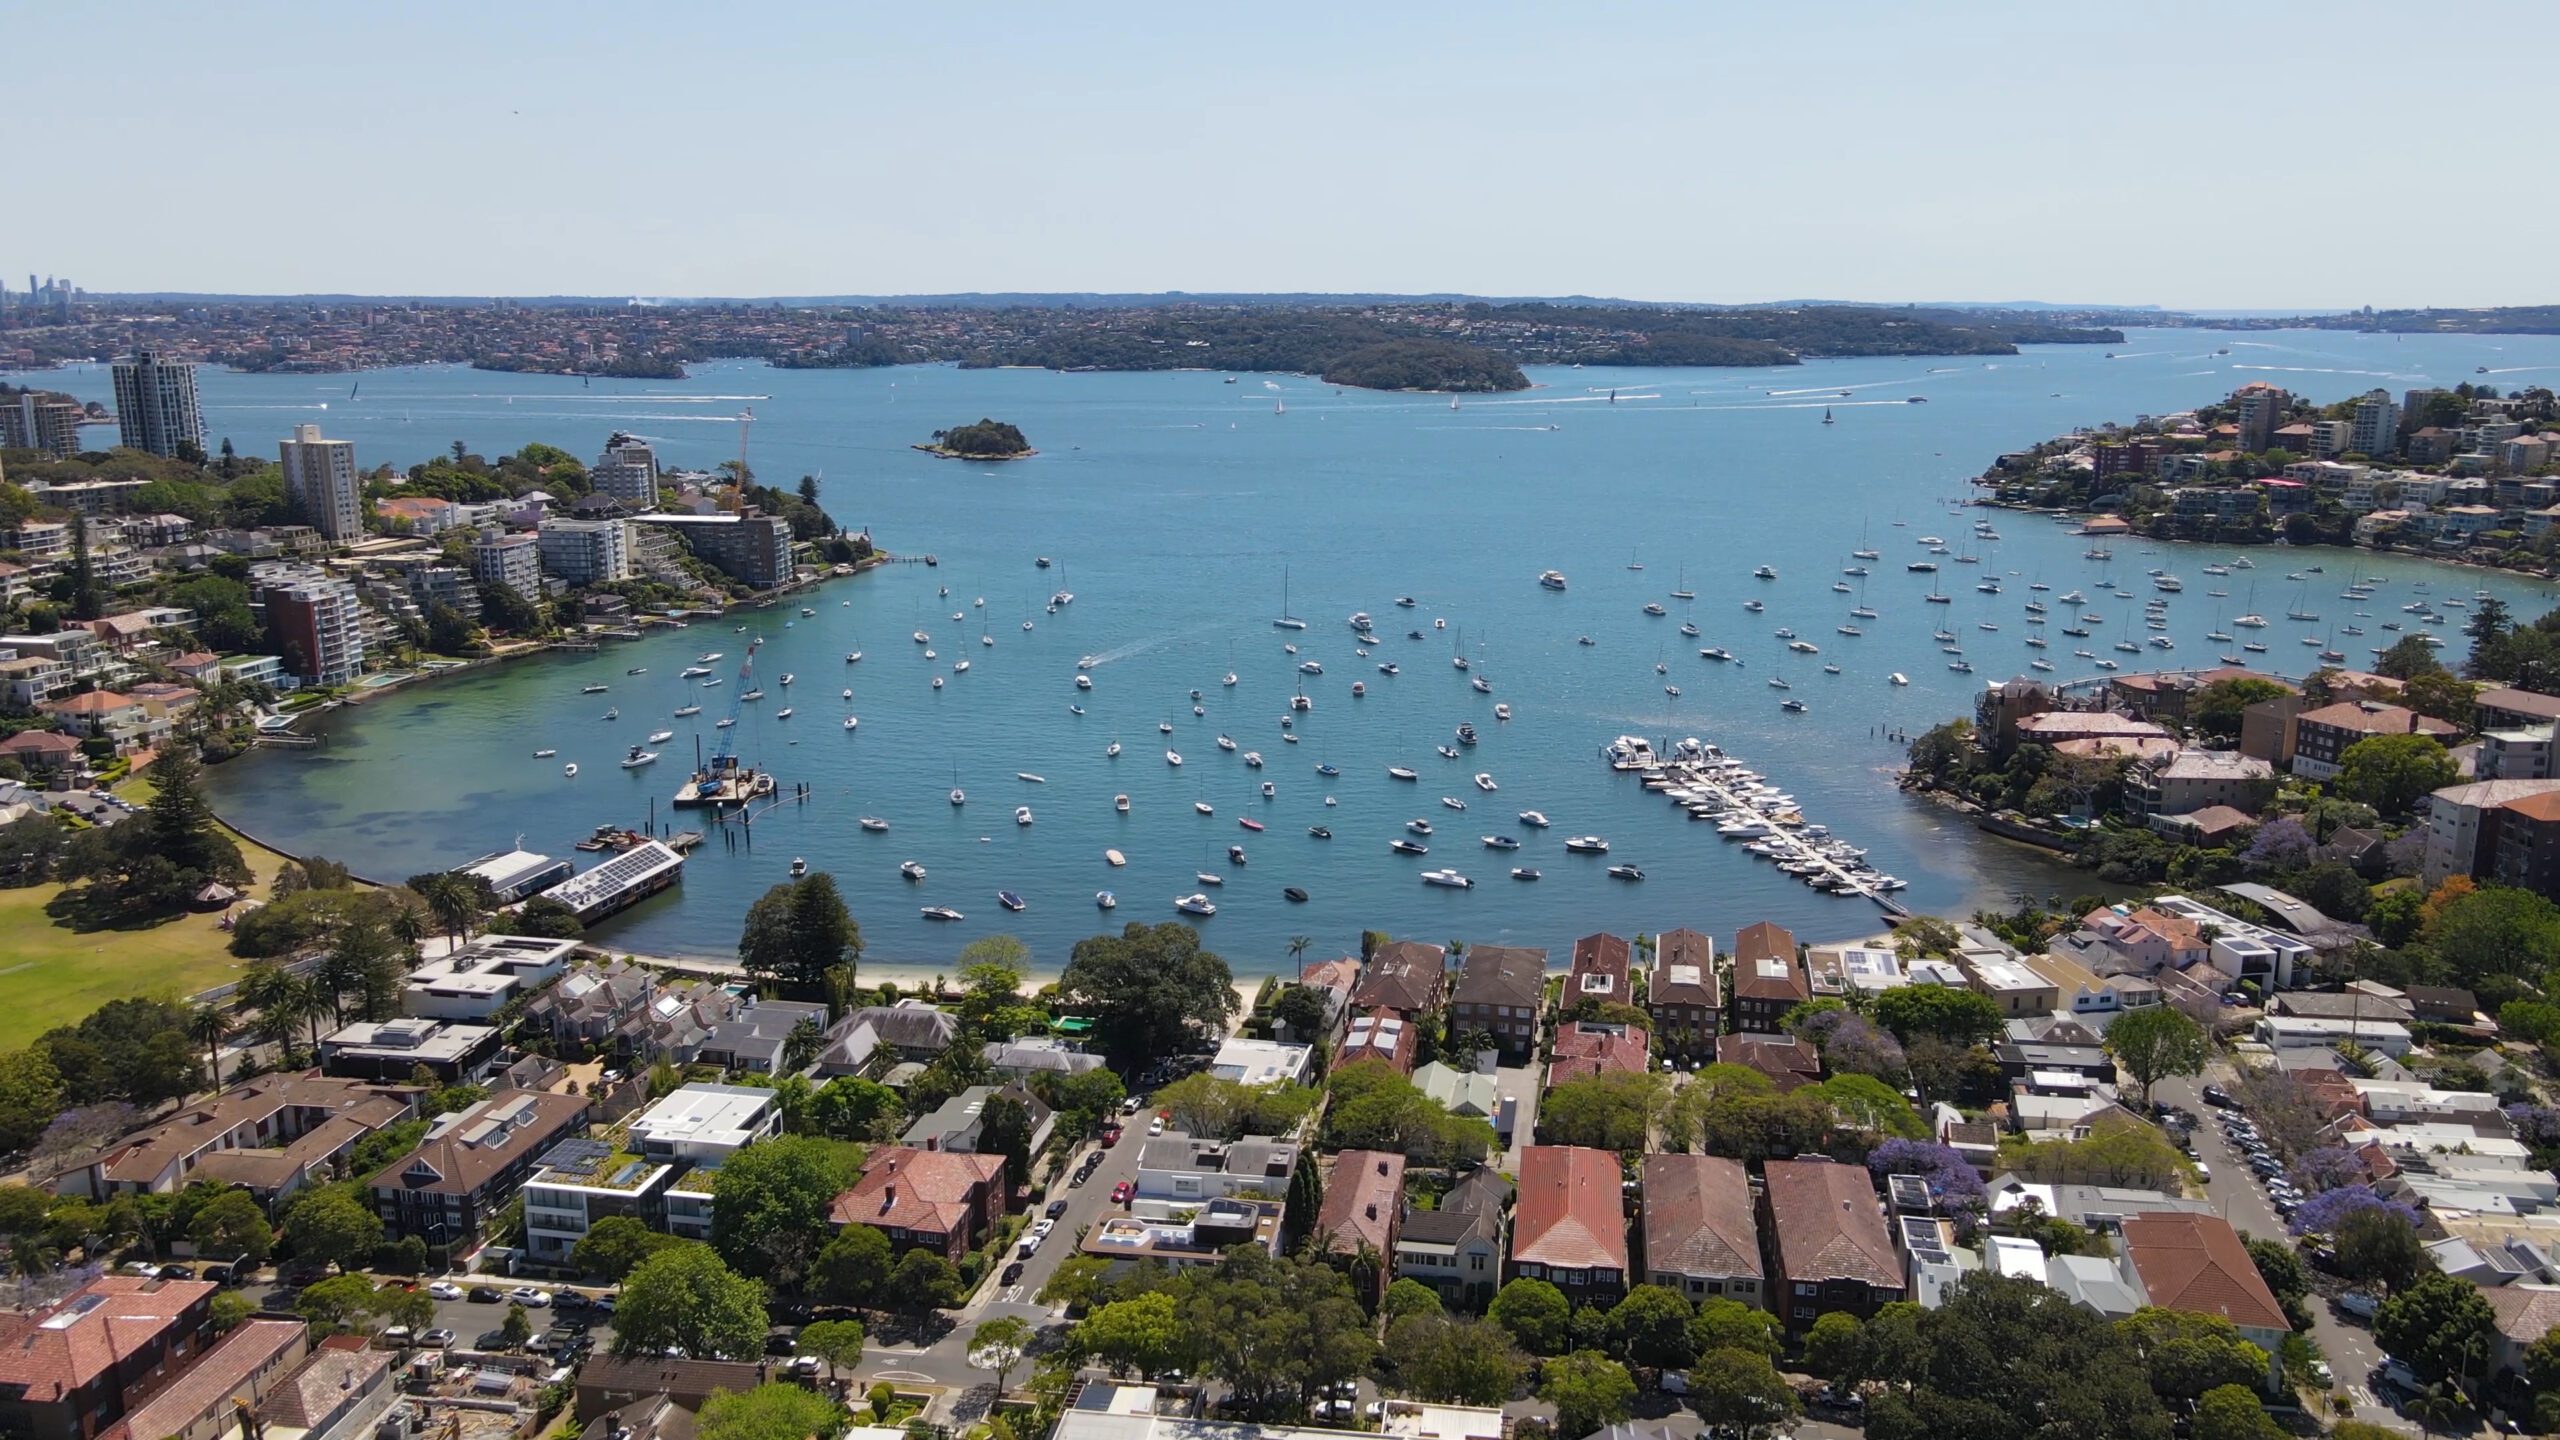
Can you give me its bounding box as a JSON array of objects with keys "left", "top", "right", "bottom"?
[
  {"left": 1509, "top": 1145, "right": 1628, "bottom": 1305},
  {"left": 1313, "top": 1149, "right": 1406, "bottom": 1302},
  {"left": 93, "top": 1317, "right": 308, "bottom": 1440},
  {"left": 1730, "top": 922, "right": 1808, "bottom": 1034},
  {"left": 1713, "top": 1033, "right": 1823, "bottom": 1092},
  {"left": 1337, "top": 1008, "right": 1419, "bottom": 1074},
  {"left": 1546, "top": 1021, "right": 1651, "bottom": 1086},
  {"left": 831, "top": 1146, "right": 1007, "bottom": 1263},
  {"left": 0, "top": 728, "right": 84, "bottom": 774},
  {"left": 1647, "top": 928, "right": 1720, "bottom": 1056},
  {"left": 1565, "top": 932, "right": 1633, "bottom": 1008},
  {"left": 1352, "top": 940, "right": 1449, "bottom": 1018},
  {"left": 0, "top": 1276, "right": 221, "bottom": 1440},
  {"left": 2116, "top": 1213, "right": 2290, "bottom": 1366},
  {"left": 1640, "top": 1154, "right": 1763, "bottom": 1308},
  {"left": 1761, "top": 1158, "right": 1904, "bottom": 1335}
]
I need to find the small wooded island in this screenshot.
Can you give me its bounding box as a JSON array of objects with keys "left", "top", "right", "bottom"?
[
  {"left": 1319, "top": 339, "right": 1528, "bottom": 393},
  {"left": 915, "top": 418, "right": 1036, "bottom": 460}
]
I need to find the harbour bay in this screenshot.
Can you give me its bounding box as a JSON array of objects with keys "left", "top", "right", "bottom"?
[{"left": 17, "top": 329, "right": 2558, "bottom": 975}]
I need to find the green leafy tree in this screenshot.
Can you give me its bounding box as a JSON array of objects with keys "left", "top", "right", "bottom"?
[
  {"left": 798, "top": 1318, "right": 866, "bottom": 1385},
  {"left": 2333, "top": 732, "right": 2459, "bottom": 816},
  {"left": 1685, "top": 1347, "right": 1800, "bottom": 1440},
  {"left": 972, "top": 1315, "right": 1035, "bottom": 1393},
  {"left": 1802, "top": 1310, "right": 1866, "bottom": 1386},
  {"left": 296, "top": 1272, "right": 379, "bottom": 1331},
  {"left": 737, "top": 873, "right": 862, "bottom": 996},
  {"left": 2102, "top": 1006, "right": 2208, "bottom": 1108},
  {"left": 570, "top": 1214, "right": 687, "bottom": 1282},
  {"left": 977, "top": 1092, "right": 1035, "bottom": 1190},
  {"left": 2190, "top": 1384, "right": 2282, "bottom": 1440},
  {"left": 1386, "top": 1314, "right": 1522, "bottom": 1404},
  {"left": 1537, "top": 1070, "right": 1668, "bottom": 1152},
  {"left": 1075, "top": 1292, "right": 1188, "bottom": 1378},
  {"left": 0, "top": 1049, "right": 67, "bottom": 1153},
  {"left": 1037, "top": 1255, "right": 1110, "bottom": 1313},
  {"left": 611, "top": 1243, "right": 770, "bottom": 1360},
  {"left": 709, "top": 1136, "right": 865, "bottom": 1293},
  {"left": 886, "top": 1248, "right": 962, "bottom": 1312},
  {"left": 2113, "top": 1309, "right": 2269, "bottom": 1401},
  {"left": 2424, "top": 885, "right": 2560, "bottom": 984},
  {"left": 2333, "top": 1204, "right": 2428, "bottom": 1293},
  {"left": 697, "top": 1383, "right": 845, "bottom": 1440},
  {"left": 209, "top": 1291, "right": 254, "bottom": 1334},
  {"left": 1381, "top": 1278, "right": 1443, "bottom": 1324},
  {"left": 188, "top": 1188, "right": 272, "bottom": 1266},
  {"left": 1488, "top": 1277, "right": 1570, "bottom": 1355},
  {"left": 1873, "top": 985, "right": 2004, "bottom": 1045},
  {"left": 2373, "top": 1274, "right": 2496, "bottom": 1385},
  {"left": 500, "top": 1301, "right": 534, "bottom": 1348},
  {"left": 1057, "top": 922, "right": 1239, "bottom": 1065},
  {"left": 374, "top": 1285, "right": 434, "bottom": 1333},
  {"left": 281, "top": 1188, "right": 382, "bottom": 1273},
  {"left": 1811, "top": 1074, "right": 1925, "bottom": 1138},
  {"left": 1687, "top": 1297, "right": 1783, "bottom": 1360},
  {"left": 812, "top": 1223, "right": 893, "bottom": 1308},
  {"left": 1605, "top": 1284, "right": 1696, "bottom": 1370},
  {"left": 1540, "top": 1350, "right": 1636, "bottom": 1438}
]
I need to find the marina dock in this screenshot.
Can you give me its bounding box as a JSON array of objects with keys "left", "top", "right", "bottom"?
[{"left": 1605, "top": 735, "right": 1912, "bottom": 915}]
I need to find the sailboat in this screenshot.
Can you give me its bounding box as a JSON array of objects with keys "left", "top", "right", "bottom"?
[
  {"left": 1669, "top": 565, "right": 1694, "bottom": 602},
  {"left": 1272, "top": 566, "right": 1307, "bottom": 630},
  {"left": 1822, "top": 406, "right": 1835, "bottom": 425}
]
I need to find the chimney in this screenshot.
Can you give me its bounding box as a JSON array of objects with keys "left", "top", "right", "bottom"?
[{"left": 880, "top": 1185, "right": 896, "bottom": 1214}]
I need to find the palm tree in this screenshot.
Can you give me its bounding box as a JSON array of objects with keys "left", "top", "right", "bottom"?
[
  {"left": 387, "top": 894, "right": 430, "bottom": 950},
  {"left": 2405, "top": 1382, "right": 2469, "bottom": 1440},
  {"left": 239, "top": 965, "right": 302, "bottom": 1048},
  {"left": 1287, "top": 935, "right": 1312, "bottom": 967},
  {"left": 188, "top": 1005, "right": 230, "bottom": 1090},
  {"left": 290, "top": 974, "right": 330, "bottom": 1056}
]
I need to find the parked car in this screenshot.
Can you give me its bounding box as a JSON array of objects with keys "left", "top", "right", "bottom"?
[
  {"left": 381, "top": 1326, "right": 414, "bottom": 1348},
  {"left": 1101, "top": 1126, "right": 1123, "bottom": 1148},
  {"left": 554, "top": 1290, "right": 593, "bottom": 1311},
  {"left": 1147, "top": 1116, "right": 1166, "bottom": 1137},
  {"left": 1121, "top": 1096, "right": 1145, "bottom": 1115},
  {"left": 1001, "top": 1262, "right": 1025, "bottom": 1286},
  {"left": 201, "top": 1264, "right": 233, "bottom": 1284},
  {"left": 2375, "top": 1359, "right": 2419, "bottom": 1394},
  {"left": 2338, "top": 1292, "right": 2382, "bottom": 1320},
  {"left": 157, "top": 1264, "right": 194, "bottom": 1280},
  {"left": 1017, "top": 1234, "right": 1042, "bottom": 1260},
  {"left": 467, "top": 1286, "right": 502, "bottom": 1304},
  {"left": 1031, "top": 1218, "right": 1056, "bottom": 1239},
  {"left": 1111, "top": 1180, "right": 1133, "bottom": 1204},
  {"left": 2202, "top": 1084, "right": 2232, "bottom": 1107},
  {"left": 428, "top": 1280, "right": 465, "bottom": 1301},
  {"left": 507, "top": 1287, "right": 551, "bottom": 1308},
  {"left": 1046, "top": 1199, "right": 1070, "bottom": 1219}
]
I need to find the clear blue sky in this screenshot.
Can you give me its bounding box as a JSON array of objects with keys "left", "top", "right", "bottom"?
[{"left": 17, "top": 1, "right": 2549, "bottom": 309}]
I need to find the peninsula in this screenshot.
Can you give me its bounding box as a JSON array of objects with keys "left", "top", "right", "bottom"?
[{"left": 915, "top": 418, "right": 1035, "bottom": 460}]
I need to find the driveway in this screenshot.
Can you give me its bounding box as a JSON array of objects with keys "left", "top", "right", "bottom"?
[{"left": 2156, "top": 1072, "right": 2417, "bottom": 1435}]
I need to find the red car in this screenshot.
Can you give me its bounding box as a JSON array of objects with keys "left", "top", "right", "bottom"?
[
  {"left": 1101, "top": 1125, "right": 1123, "bottom": 1148},
  {"left": 1111, "top": 1181, "right": 1133, "bottom": 1205}
]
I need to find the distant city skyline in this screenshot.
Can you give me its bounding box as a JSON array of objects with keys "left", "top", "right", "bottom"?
[{"left": 13, "top": 1, "right": 2553, "bottom": 310}]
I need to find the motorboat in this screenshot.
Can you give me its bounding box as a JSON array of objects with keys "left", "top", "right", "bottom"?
[
  {"left": 1015, "top": 806, "right": 1034, "bottom": 826},
  {"left": 1511, "top": 867, "right": 1541, "bottom": 881},
  {"left": 1075, "top": 674, "right": 1092, "bottom": 690},
  {"left": 844, "top": 651, "right": 862, "bottom": 663},
  {"left": 581, "top": 683, "right": 609, "bottom": 695},
  {"left": 1395, "top": 595, "right": 1416, "bottom": 607},
  {"left": 1642, "top": 601, "right": 1667, "bottom": 617},
  {"left": 561, "top": 762, "right": 578, "bottom": 777},
  {"left": 1260, "top": 781, "right": 1276, "bottom": 799},
  {"left": 621, "top": 746, "right": 658, "bottom": 769},
  {"left": 1299, "top": 660, "right": 1323, "bottom": 675},
  {"left": 682, "top": 666, "right": 712, "bottom": 678},
  {"left": 788, "top": 857, "right": 808, "bottom": 877},
  {"left": 1889, "top": 672, "right": 1909, "bottom": 686},
  {"left": 1114, "top": 794, "right": 1131, "bottom": 813},
  {"left": 1518, "top": 810, "right": 1550, "bottom": 827},
  {"left": 1387, "top": 766, "right": 1418, "bottom": 781},
  {"left": 1421, "top": 869, "right": 1473, "bottom": 889},
  {"left": 1475, "top": 772, "right": 1498, "bottom": 791},
  {"left": 1437, "top": 745, "right": 1461, "bottom": 760},
  {"left": 1563, "top": 835, "right": 1610, "bottom": 854},
  {"left": 1174, "top": 893, "right": 1218, "bottom": 917},
  {"left": 1166, "top": 750, "right": 1183, "bottom": 766},
  {"left": 1780, "top": 697, "right": 1809, "bottom": 712},
  {"left": 997, "top": 890, "right": 1026, "bottom": 912},
  {"left": 1308, "top": 825, "right": 1332, "bottom": 839},
  {"left": 1752, "top": 565, "right": 1777, "bottom": 579},
  {"left": 921, "top": 906, "right": 964, "bottom": 922},
  {"left": 1483, "top": 834, "right": 1521, "bottom": 850},
  {"left": 1539, "top": 570, "right": 1568, "bottom": 591},
  {"left": 1494, "top": 703, "right": 1512, "bottom": 721},
  {"left": 1377, "top": 662, "right": 1400, "bottom": 676},
  {"left": 1390, "top": 838, "right": 1430, "bottom": 856},
  {"left": 1194, "top": 801, "right": 1214, "bottom": 816},
  {"left": 1700, "top": 647, "right": 1734, "bottom": 662},
  {"left": 1284, "top": 886, "right": 1310, "bottom": 903},
  {"left": 1228, "top": 843, "right": 1250, "bottom": 864},
  {"left": 1469, "top": 676, "right": 1491, "bottom": 694},
  {"left": 901, "top": 860, "right": 929, "bottom": 880},
  {"left": 1442, "top": 796, "right": 1468, "bottom": 812},
  {"left": 1606, "top": 863, "right": 1645, "bottom": 881},
  {"left": 1196, "top": 870, "right": 1225, "bottom": 887},
  {"left": 1407, "top": 818, "right": 1435, "bottom": 835},
  {"left": 1096, "top": 890, "right": 1117, "bottom": 909}
]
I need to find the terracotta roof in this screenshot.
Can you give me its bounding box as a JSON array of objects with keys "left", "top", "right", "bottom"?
[
  {"left": 2499, "top": 789, "right": 2560, "bottom": 824},
  {"left": 1452, "top": 944, "right": 1546, "bottom": 1009},
  {"left": 1352, "top": 940, "right": 1447, "bottom": 1014},
  {"left": 91, "top": 1073, "right": 411, "bottom": 1192},
  {"left": 2477, "top": 688, "right": 2560, "bottom": 721},
  {"left": 0, "top": 730, "right": 80, "bottom": 755},
  {"left": 0, "top": 1276, "right": 217, "bottom": 1400},
  {"left": 257, "top": 1337, "right": 388, "bottom": 1431},
  {"left": 2293, "top": 701, "right": 2459, "bottom": 738},
  {"left": 1299, "top": 956, "right": 1362, "bottom": 997},
  {"left": 1314, "top": 1150, "right": 1404, "bottom": 1256},
  {"left": 1714, "top": 1033, "right": 1822, "bottom": 1090},
  {"left": 1512, "top": 1145, "right": 1627, "bottom": 1273},
  {"left": 98, "top": 1319, "right": 305, "bottom": 1440},
  {"left": 1568, "top": 933, "right": 1632, "bottom": 997},
  {"left": 1650, "top": 929, "right": 1719, "bottom": 1008},
  {"left": 1732, "top": 924, "right": 1807, "bottom": 1004},
  {"left": 1641, "top": 1154, "right": 1760, "bottom": 1282},
  {"left": 43, "top": 690, "right": 136, "bottom": 714},
  {"left": 2486, "top": 1284, "right": 2560, "bottom": 1344},
  {"left": 1763, "top": 1159, "right": 1898, "bottom": 1290},
  {"left": 833, "top": 1145, "right": 1003, "bottom": 1238},
  {"left": 1548, "top": 1023, "right": 1651, "bottom": 1085},
  {"left": 2120, "top": 1212, "right": 2290, "bottom": 1333},
  {"left": 1733, "top": 921, "right": 1796, "bottom": 965}
]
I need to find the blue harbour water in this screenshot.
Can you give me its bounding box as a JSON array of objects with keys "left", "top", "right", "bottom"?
[{"left": 17, "top": 330, "right": 2560, "bottom": 975}]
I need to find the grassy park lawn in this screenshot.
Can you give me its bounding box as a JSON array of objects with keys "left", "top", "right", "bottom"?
[{"left": 0, "top": 775, "right": 301, "bottom": 1048}]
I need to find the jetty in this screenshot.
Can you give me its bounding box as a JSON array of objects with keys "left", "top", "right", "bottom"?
[{"left": 1603, "top": 734, "right": 1912, "bottom": 915}]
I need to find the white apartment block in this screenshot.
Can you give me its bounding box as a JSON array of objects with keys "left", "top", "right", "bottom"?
[
  {"left": 279, "top": 424, "right": 363, "bottom": 543},
  {"left": 537, "top": 518, "right": 630, "bottom": 586}
]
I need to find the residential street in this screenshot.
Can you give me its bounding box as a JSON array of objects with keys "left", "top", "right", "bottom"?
[{"left": 2157, "top": 1070, "right": 2420, "bottom": 1436}]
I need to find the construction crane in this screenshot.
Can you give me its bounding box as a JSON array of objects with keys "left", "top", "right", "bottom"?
[{"left": 710, "top": 637, "right": 760, "bottom": 769}]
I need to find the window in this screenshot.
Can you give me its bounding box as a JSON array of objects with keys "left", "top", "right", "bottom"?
[
  {"left": 1795, "top": 1282, "right": 1816, "bottom": 1297},
  {"left": 1469, "top": 1253, "right": 1486, "bottom": 1272}
]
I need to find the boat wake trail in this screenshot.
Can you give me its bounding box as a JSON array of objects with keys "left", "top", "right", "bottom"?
[{"left": 1080, "top": 623, "right": 1224, "bottom": 668}]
